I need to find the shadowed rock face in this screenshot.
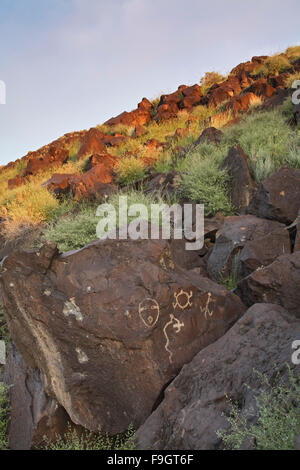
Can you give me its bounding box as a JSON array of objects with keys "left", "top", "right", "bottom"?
[
  {"left": 136, "top": 303, "right": 300, "bottom": 450},
  {"left": 0, "top": 238, "right": 245, "bottom": 435},
  {"left": 247, "top": 168, "right": 300, "bottom": 225},
  {"left": 207, "top": 215, "right": 285, "bottom": 282},
  {"left": 236, "top": 251, "right": 300, "bottom": 318},
  {"left": 3, "top": 343, "right": 76, "bottom": 450}
]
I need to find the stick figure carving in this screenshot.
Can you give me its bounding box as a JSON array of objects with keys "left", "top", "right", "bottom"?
[
  {"left": 163, "top": 314, "right": 184, "bottom": 364},
  {"left": 173, "top": 289, "right": 193, "bottom": 310},
  {"left": 200, "top": 292, "right": 214, "bottom": 319},
  {"left": 138, "top": 298, "right": 160, "bottom": 328}
]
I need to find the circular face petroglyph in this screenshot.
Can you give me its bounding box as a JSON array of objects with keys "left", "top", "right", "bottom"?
[{"left": 138, "top": 298, "right": 160, "bottom": 328}]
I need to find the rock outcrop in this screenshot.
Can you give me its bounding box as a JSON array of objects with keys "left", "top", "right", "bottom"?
[
  {"left": 247, "top": 168, "right": 300, "bottom": 224},
  {"left": 0, "top": 238, "right": 245, "bottom": 436},
  {"left": 207, "top": 215, "right": 286, "bottom": 282},
  {"left": 4, "top": 343, "right": 77, "bottom": 450},
  {"left": 236, "top": 251, "right": 300, "bottom": 318},
  {"left": 136, "top": 303, "right": 300, "bottom": 450}
]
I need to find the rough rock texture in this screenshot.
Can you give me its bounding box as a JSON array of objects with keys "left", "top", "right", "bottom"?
[
  {"left": 136, "top": 303, "right": 300, "bottom": 450},
  {"left": 207, "top": 215, "right": 284, "bottom": 282},
  {"left": 238, "top": 227, "right": 291, "bottom": 279},
  {"left": 236, "top": 251, "right": 300, "bottom": 318},
  {"left": 222, "top": 146, "right": 256, "bottom": 212},
  {"left": 4, "top": 343, "right": 75, "bottom": 450},
  {"left": 247, "top": 168, "right": 300, "bottom": 224},
  {"left": 0, "top": 238, "right": 245, "bottom": 435},
  {"left": 193, "top": 127, "right": 223, "bottom": 146}
]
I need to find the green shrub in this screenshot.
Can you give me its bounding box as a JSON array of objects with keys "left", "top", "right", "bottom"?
[
  {"left": 253, "top": 55, "right": 291, "bottom": 77},
  {"left": 44, "top": 424, "right": 135, "bottom": 451},
  {"left": 217, "top": 366, "right": 300, "bottom": 450},
  {"left": 179, "top": 143, "right": 234, "bottom": 216},
  {"left": 200, "top": 71, "right": 225, "bottom": 95},
  {"left": 0, "top": 383, "right": 10, "bottom": 450},
  {"left": 43, "top": 203, "right": 99, "bottom": 252},
  {"left": 0, "top": 305, "right": 10, "bottom": 345},
  {"left": 286, "top": 46, "right": 300, "bottom": 63},
  {"left": 222, "top": 107, "right": 300, "bottom": 181},
  {"left": 116, "top": 156, "right": 146, "bottom": 186}
]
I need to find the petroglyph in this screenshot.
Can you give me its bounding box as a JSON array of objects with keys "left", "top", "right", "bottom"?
[
  {"left": 173, "top": 289, "right": 193, "bottom": 310},
  {"left": 138, "top": 298, "right": 160, "bottom": 328},
  {"left": 63, "top": 298, "right": 83, "bottom": 322},
  {"left": 200, "top": 292, "right": 214, "bottom": 320},
  {"left": 163, "top": 314, "right": 184, "bottom": 364}
]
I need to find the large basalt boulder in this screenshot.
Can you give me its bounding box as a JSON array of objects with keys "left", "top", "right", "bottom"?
[
  {"left": 207, "top": 215, "right": 285, "bottom": 282},
  {"left": 247, "top": 168, "right": 300, "bottom": 224},
  {"left": 4, "top": 342, "right": 76, "bottom": 450},
  {"left": 25, "top": 145, "right": 69, "bottom": 176},
  {"left": 246, "top": 79, "right": 277, "bottom": 99},
  {"left": 105, "top": 99, "right": 152, "bottom": 127},
  {"left": 222, "top": 146, "right": 256, "bottom": 212},
  {"left": 236, "top": 251, "right": 300, "bottom": 318},
  {"left": 136, "top": 303, "right": 300, "bottom": 450},
  {"left": 0, "top": 238, "right": 245, "bottom": 435},
  {"left": 77, "top": 128, "right": 107, "bottom": 159},
  {"left": 193, "top": 127, "right": 223, "bottom": 146}
]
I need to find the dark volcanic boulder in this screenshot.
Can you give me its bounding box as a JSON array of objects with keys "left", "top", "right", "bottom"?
[
  {"left": 194, "top": 127, "right": 223, "bottom": 146},
  {"left": 136, "top": 303, "right": 300, "bottom": 450},
  {"left": 4, "top": 343, "right": 75, "bottom": 450},
  {"left": 0, "top": 238, "right": 245, "bottom": 435},
  {"left": 222, "top": 146, "right": 256, "bottom": 212},
  {"left": 207, "top": 215, "right": 285, "bottom": 282},
  {"left": 236, "top": 251, "right": 300, "bottom": 318},
  {"left": 247, "top": 168, "right": 300, "bottom": 224}
]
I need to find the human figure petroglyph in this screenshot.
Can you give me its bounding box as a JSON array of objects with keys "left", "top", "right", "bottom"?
[
  {"left": 163, "top": 313, "right": 185, "bottom": 364},
  {"left": 138, "top": 298, "right": 160, "bottom": 328},
  {"left": 199, "top": 292, "right": 214, "bottom": 320},
  {"left": 173, "top": 289, "right": 193, "bottom": 310}
]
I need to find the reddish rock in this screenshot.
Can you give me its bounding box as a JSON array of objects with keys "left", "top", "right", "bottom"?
[
  {"left": 236, "top": 252, "right": 300, "bottom": 318},
  {"left": 208, "top": 87, "right": 232, "bottom": 108},
  {"left": 207, "top": 215, "right": 285, "bottom": 282},
  {"left": 134, "top": 124, "right": 147, "bottom": 138},
  {"left": 42, "top": 173, "right": 80, "bottom": 198},
  {"left": 247, "top": 168, "right": 300, "bottom": 224},
  {"left": 154, "top": 102, "right": 179, "bottom": 122},
  {"left": 222, "top": 146, "right": 256, "bottom": 212},
  {"left": 227, "top": 92, "right": 260, "bottom": 115},
  {"left": 246, "top": 79, "right": 277, "bottom": 99},
  {"left": 136, "top": 303, "right": 300, "bottom": 450},
  {"left": 25, "top": 145, "right": 69, "bottom": 176},
  {"left": 84, "top": 152, "right": 118, "bottom": 171},
  {"left": 8, "top": 175, "right": 25, "bottom": 189},
  {"left": 105, "top": 100, "right": 151, "bottom": 128},
  {"left": 77, "top": 128, "right": 107, "bottom": 159},
  {"left": 0, "top": 238, "right": 246, "bottom": 435}
]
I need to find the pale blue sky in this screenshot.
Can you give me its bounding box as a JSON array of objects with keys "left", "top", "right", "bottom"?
[{"left": 0, "top": 0, "right": 299, "bottom": 165}]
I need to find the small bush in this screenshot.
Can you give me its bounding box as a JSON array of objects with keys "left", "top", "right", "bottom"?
[
  {"left": 200, "top": 71, "right": 225, "bottom": 95},
  {"left": 0, "top": 383, "right": 10, "bottom": 450},
  {"left": 44, "top": 424, "right": 135, "bottom": 451},
  {"left": 222, "top": 107, "right": 300, "bottom": 181},
  {"left": 179, "top": 143, "right": 234, "bottom": 216},
  {"left": 253, "top": 54, "right": 291, "bottom": 77},
  {"left": 286, "top": 45, "right": 300, "bottom": 63},
  {"left": 285, "top": 71, "right": 300, "bottom": 89},
  {"left": 116, "top": 156, "right": 146, "bottom": 186},
  {"left": 217, "top": 366, "right": 300, "bottom": 450},
  {"left": 0, "top": 305, "right": 10, "bottom": 345},
  {"left": 42, "top": 203, "right": 99, "bottom": 252}
]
